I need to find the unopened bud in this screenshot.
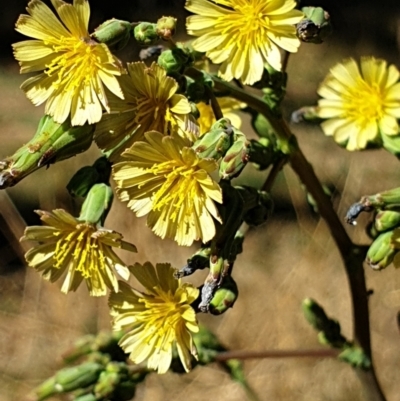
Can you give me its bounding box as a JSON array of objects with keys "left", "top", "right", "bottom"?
[
  {"left": 209, "top": 276, "right": 239, "bottom": 315},
  {"left": 339, "top": 346, "right": 371, "bottom": 370},
  {"left": 375, "top": 210, "right": 400, "bottom": 232},
  {"left": 156, "top": 16, "right": 177, "bottom": 40},
  {"left": 193, "top": 118, "right": 234, "bottom": 159},
  {"left": 79, "top": 183, "right": 113, "bottom": 224},
  {"left": 0, "top": 115, "right": 94, "bottom": 189},
  {"left": 243, "top": 191, "right": 274, "bottom": 226},
  {"left": 157, "top": 46, "right": 190, "bottom": 74},
  {"left": 219, "top": 134, "right": 250, "bottom": 179},
  {"left": 366, "top": 231, "right": 396, "bottom": 270},
  {"left": 92, "top": 19, "right": 132, "bottom": 50},
  {"left": 134, "top": 22, "right": 158, "bottom": 46},
  {"left": 297, "top": 7, "right": 332, "bottom": 44}
]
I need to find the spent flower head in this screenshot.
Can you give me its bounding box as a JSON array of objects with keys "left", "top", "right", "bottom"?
[
  {"left": 13, "top": 0, "right": 124, "bottom": 126},
  {"left": 21, "top": 209, "right": 137, "bottom": 296},
  {"left": 94, "top": 62, "right": 193, "bottom": 159},
  {"left": 109, "top": 262, "right": 199, "bottom": 374},
  {"left": 318, "top": 57, "right": 400, "bottom": 150},
  {"left": 185, "top": 0, "right": 303, "bottom": 85},
  {"left": 113, "top": 131, "right": 222, "bottom": 246}
]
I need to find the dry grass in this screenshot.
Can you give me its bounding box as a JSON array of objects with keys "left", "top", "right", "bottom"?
[{"left": 0, "top": 35, "right": 400, "bottom": 401}]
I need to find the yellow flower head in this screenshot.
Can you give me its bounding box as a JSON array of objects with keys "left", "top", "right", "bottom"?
[
  {"left": 21, "top": 209, "right": 137, "bottom": 296},
  {"left": 197, "top": 97, "right": 245, "bottom": 135},
  {"left": 113, "top": 131, "right": 222, "bottom": 246},
  {"left": 13, "top": 0, "right": 124, "bottom": 126},
  {"left": 318, "top": 57, "right": 400, "bottom": 151},
  {"left": 185, "top": 0, "right": 303, "bottom": 85},
  {"left": 94, "top": 62, "right": 193, "bottom": 159},
  {"left": 109, "top": 262, "right": 199, "bottom": 374}
]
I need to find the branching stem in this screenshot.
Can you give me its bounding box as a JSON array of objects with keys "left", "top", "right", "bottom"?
[{"left": 212, "top": 77, "right": 386, "bottom": 401}]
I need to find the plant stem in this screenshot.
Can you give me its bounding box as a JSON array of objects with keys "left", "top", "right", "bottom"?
[
  {"left": 212, "top": 77, "right": 386, "bottom": 401},
  {"left": 215, "top": 348, "right": 338, "bottom": 362}
]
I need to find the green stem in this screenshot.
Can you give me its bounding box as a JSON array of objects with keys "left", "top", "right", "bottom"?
[{"left": 212, "top": 77, "right": 386, "bottom": 401}]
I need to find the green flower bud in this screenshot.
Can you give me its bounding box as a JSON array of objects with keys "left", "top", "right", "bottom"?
[
  {"left": 0, "top": 115, "right": 94, "bottom": 189},
  {"left": 302, "top": 298, "right": 348, "bottom": 348},
  {"left": 185, "top": 69, "right": 214, "bottom": 103},
  {"left": 79, "top": 183, "right": 113, "bottom": 224},
  {"left": 209, "top": 276, "right": 239, "bottom": 315},
  {"left": 219, "top": 134, "right": 250, "bottom": 179},
  {"left": 297, "top": 7, "right": 332, "bottom": 44},
  {"left": 54, "top": 362, "right": 103, "bottom": 393},
  {"left": 339, "top": 346, "right": 372, "bottom": 370},
  {"left": 134, "top": 22, "right": 158, "bottom": 46},
  {"left": 366, "top": 231, "right": 396, "bottom": 270},
  {"left": 157, "top": 47, "right": 190, "bottom": 74},
  {"left": 74, "top": 394, "right": 97, "bottom": 401},
  {"left": 248, "top": 138, "right": 280, "bottom": 170},
  {"left": 375, "top": 210, "right": 400, "bottom": 232},
  {"left": 193, "top": 118, "right": 234, "bottom": 159},
  {"left": 94, "top": 371, "right": 120, "bottom": 398},
  {"left": 156, "top": 16, "right": 177, "bottom": 40},
  {"left": 92, "top": 19, "right": 132, "bottom": 50}
]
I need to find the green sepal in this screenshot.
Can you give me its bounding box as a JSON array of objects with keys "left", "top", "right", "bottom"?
[
  {"left": 79, "top": 183, "right": 113, "bottom": 225},
  {"left": 209, "top": 275, "right": 239, "bottom": 315},
  {"left": 374, "top": 210, "right": 400, "bottom": 232},
  {"left": 157, "top": 45, "right": 192, "bottom": 74}
]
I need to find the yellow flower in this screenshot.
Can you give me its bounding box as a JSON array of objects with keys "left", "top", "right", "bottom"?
[
  {"left": 318, "top": 57, "right": 400, "bottom": 151},
  {"left": 109, "top": 262, "right": 199, "bottom": 374},
  {"left": 113, "top": 131, "right": 222, "bottom": 246},
  {"left": 197, "top": 97, "right": 245, "bottom": 134},
  {"left": 21, "top": 209, "right": 137, "bottom": 296},
  {"left": 94, "top": 62, "right": 193, "bottom": 159},
  {"left": 13, "top": 0, "right": 124, "bottom": 126},
  {"left": 185, "top": 0, "right": 303, "bottom": 85}
]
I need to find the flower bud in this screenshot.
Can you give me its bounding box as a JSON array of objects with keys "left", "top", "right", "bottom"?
[
  {"left": 374, "top": 210, "right": 400, "bottom": 232},
  {"left": 45, "top": 362, "right": 103, "bottom": 395},
  {"left": 0, "top": 115, "right": 94, "bottom": 189},
  {"left": 243, "top": 190, "right": 274, "bottom": 226},
  {"left": 134, "top": 22, "right": 158, "bottom": 46},
  {"left": 157, "top": 47, "right": 190, "bottom": 74},
  {"left": 219, "top": 134, "right": 250, "bottom": 179},
  {"left": 297, "top": 7, "right": 332, "bottom": 44},
  {"left": 92, "top": 19, "right": 132, "bottom": 50},
  {"left": 366, "top": 231, "right": 396, "bottom": 270},
  {"left": 79, "top": 183, "right": 114, "bottom": 224},
  {"left": 209, "top": 276, "right": 239, "bottom": 315},
  {"left": 156, "top": 16, "right": 177, "bottom": 40},
  {"left": 185, "top": 69, "right": 214, "bottom": 103},
  {"left": 192, "top": 118, "right": 234, "bottom": 159},
  {"left": 339, "top": 346, "right": 371, "bottom": 370}
]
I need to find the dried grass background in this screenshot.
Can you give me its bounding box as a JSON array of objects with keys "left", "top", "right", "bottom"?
[{"left": 1, "top": 1, "right": 400, "bottom": 400}]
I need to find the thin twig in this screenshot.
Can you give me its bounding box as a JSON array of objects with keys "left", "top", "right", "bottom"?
[
  {"left": 262, "top": 156, "right": 288, "bottom": 192},
  {"left": 206, "top": 86, "right": 224, "bottom": 120}
]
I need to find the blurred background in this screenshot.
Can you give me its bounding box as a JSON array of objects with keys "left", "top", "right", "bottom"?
[{"left": 1, "top": 0, "right": 400, "bottom": 400}]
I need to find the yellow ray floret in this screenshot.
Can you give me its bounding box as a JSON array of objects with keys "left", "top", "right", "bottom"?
[
  {"left": 185, "top": 0, "right": 303, "bottom": 85},
  {"left": 318, "top": 57, "right": 400, "bottom": 150},
  {"left": 113, "top": 131, "right": 222, "bottom": 246},
  {"left": 109, "top": 262, "right": 199, "bottom": 374},
  {"left": 21, "top": 209, "right": 137, "bottom": 296},
  {"left": 94, "top": 62, "right": 193, "bottom": 159},
  {"left": 13, "top": 0, "right": 124, "bottom": 126}
]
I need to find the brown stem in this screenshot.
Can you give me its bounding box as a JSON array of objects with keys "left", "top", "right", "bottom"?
[
  {"left": 214, "top": 348, "right": 339, "bottom": 362},
  {"left": 262, "top": 156, "right": 288, "bottom": 192},
  {"left": 206, "top": 86, "right": 224, "bottom": 120},
  {"left": 212, "top": 77, "right": 386, "bottom": 401}
]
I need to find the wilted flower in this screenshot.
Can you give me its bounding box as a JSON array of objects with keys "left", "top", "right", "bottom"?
[
  {"left": 113, "top": 131, "right": 222, "bottom": 246},
  {"left": 13, "top": 0, "right": 124, "bottom": 126},
  {"left": 185, "top": 0, "right": 303, "bottom": 85},
  {"left": 109, "top": 262, "right": 199, "bottom": 373},
  {"left": 21, "top": 209, "right": 136, "bottom": 296},
  {"left": 318, "top": 57, "right": 400, "bottom": 150},
  {"left": 94, "top": 62, "right": 192, "bottom": 158}
]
